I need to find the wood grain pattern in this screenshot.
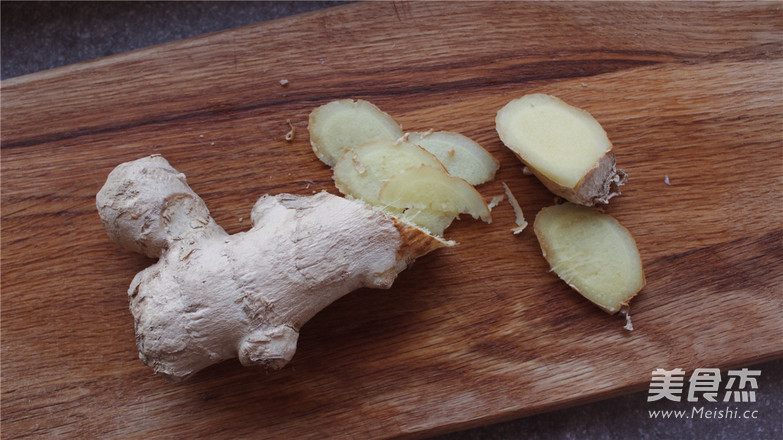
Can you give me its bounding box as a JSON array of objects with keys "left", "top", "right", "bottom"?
[{"left": 2, "top": 2, "right": 782, "bottom": 439}]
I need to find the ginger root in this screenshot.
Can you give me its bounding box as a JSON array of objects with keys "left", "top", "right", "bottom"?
[
  {"left": 533, "top": 203, "right": 645, "bottom": 313},
  {"left": 406, "top": 131, "right": 499, "bottom": 185},
  {"left": 333, "top": 139, "right": 446, "bottom": 207},
  {"left": 309, "top": 99, "right": 497, "bottom": 236},
  {"left": 379, "top": 166, "right": 491, "bottom": 223},
  {"left": 496, "top": 94, "right": 627, "bottom": 205},
  {"left": 309, "top": 99, "right": 403, "bottom": 167},
  {"left": 97, "top": 155, "right": 449, "bottom": 380}
]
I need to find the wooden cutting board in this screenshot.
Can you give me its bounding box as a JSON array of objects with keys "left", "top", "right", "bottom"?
[{"left": 2, "top": 2, "right": 781, "bottom": 438}]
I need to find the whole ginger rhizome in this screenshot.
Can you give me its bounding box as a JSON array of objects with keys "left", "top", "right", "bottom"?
[{"left": 97, "top": 155, "right": 450, "bottom": 380}]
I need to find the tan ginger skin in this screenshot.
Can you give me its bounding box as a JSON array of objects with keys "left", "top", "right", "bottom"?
[{"left": 97, "top": 155, "right": 450, "bottom": 381}]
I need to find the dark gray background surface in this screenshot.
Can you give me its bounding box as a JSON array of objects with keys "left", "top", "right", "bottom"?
[{"left": 3, "top": 2, "right": 780, "bottom": 439}]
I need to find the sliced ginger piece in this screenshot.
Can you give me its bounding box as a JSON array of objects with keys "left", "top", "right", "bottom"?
[
  {"left": 408, "top": 131, "right": 499, "bottom": 185},
  {"left": 399, "top": 208, "right": 455, "bottom": 237},
  {"left": 534, "top": 203, "right": 645, "bottom": 313},
  {"left": 309, "top": 99, "right": 403, "bottom": 166},
  {"left": 333, "top": 139, "right": 445, "bottom": 205},
  {"left": 379, "top": 166, "right": 491, "bottom": 223},
  {"left": 309, "top": 99, "right": 497, "bottom": 236},
  {"left": 496, "top": 94, "right": 626, "bottom": 206}
]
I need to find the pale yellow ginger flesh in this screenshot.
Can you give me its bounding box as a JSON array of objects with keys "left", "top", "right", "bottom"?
[
  {"left": 333, "top": 139, "right": 446, "bottom": 206},
  {"left": 310, "top": 99, "right": 498, "bottom": 236},
  {"left": 309, "top": 99, "right": 403, "bottom": 166},
  {"left": 496, "top": 94, "right": 626, "bottom": 206},
  {"left": 397, "top": 208, "right": 456, "bottom": 238},
  {"left": 97, "top": 155, "right": 450, "bottom": 381},
  {"left": 379, "top": 166, "right": 491, "bottom": 223},
  {"left": 407, "top": 131, "right": 499, "bottom": 185},
  {"left": 534, "top": 203, "right": 645, "bottom": 313}
]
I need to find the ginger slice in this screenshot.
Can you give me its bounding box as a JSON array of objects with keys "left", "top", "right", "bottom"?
[
  {"left": 533, "top": 203, "right": 645, "bottom": 313},
  {"left": 309, "top": 99, "right": 403, "bottom": 167},
  {"left": 310, "top": 99, "right": 498, "bottom": 236},
  {"left": 408, "top": 131, "right": 499, "bottom": 185},
  {"left": 333, "top": 139, "right": 445, "bottom": 206},
  {"left": 496, "top": 94, "right": 626, "bottom": 206},
  {"left": 398, "top": 208, "right": 456, "bottom": 237},
  {"left": 379, "top": 166, "right": 491, "bottom": 223}
]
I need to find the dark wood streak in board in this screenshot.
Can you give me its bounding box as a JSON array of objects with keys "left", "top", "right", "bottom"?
[
  {"left": 5, "top": 39, "right": 781, "bottom": 150},
  {"left": 1, "top": 2, "right": 781, "bottom": 147},
  {"left": 2, "top": 1, "right": 782, "bottom": 439},
  {"left": 2, "top": 56, "right": 663, "bottom": 150}
]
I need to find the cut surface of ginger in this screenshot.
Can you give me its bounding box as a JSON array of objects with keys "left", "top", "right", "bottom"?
[
  {"left": 496, "top": 94, "right": 610, "bottom": 188},
  {"left": 309, "top": 99, "right": 403, "bottom": 167},
  {"left": 408, "top": 131, "right": 499, "bottom": 185},
  {"left": 399, "top": 208, "right": 456, "bottom": 237},
  {"left": 333, "top": 139, "right": 445, "bottom": 206},
  {"left": 380, "top": 166, "right": 491, "bottom": 223},
  {"left": 496, "top": 94, "right": 625, "bottom": 206},
  {"left": 534, "top": 203, "right": 644, "bottom": 313}
]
